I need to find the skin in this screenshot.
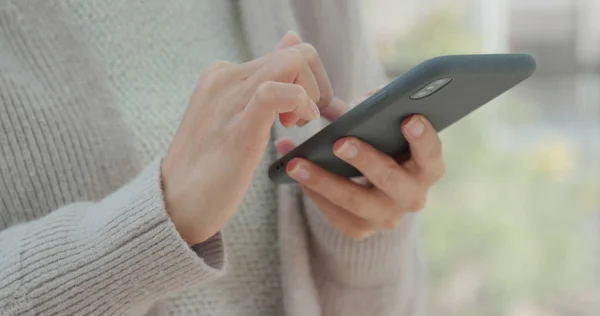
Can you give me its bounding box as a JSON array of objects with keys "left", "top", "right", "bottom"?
[{"left": 162, "top": 32, "right": 445, "bottom": 245}]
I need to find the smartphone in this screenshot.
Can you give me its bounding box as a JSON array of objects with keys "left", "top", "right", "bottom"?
[{"left": 268, "top": 54, "right": 536, "bottom": 184}]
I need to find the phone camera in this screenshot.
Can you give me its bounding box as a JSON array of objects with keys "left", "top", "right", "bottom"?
[{"left": 410, "top": 77, "right": 452, "bottom": 99}]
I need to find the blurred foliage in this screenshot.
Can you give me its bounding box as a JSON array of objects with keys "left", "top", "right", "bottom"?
[
  {"left": 376, "top": 5, "right": 480, "bottom": 77},
  {"left": 370, "top": 3, "right": 600, "bottom": 316},
  {"left": 427, "top": 116, "right": 600, "bottom": 316}
]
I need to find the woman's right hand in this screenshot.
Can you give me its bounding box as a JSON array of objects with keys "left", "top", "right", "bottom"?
[{"left": 161, "top": 32, "right": 333, "bottom": 246}]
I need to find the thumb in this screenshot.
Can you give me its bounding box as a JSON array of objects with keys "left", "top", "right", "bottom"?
[{"left": 274, "top": 30, "right": 303, "bottom": 51}]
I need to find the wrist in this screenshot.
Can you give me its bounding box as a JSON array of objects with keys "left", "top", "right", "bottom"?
[
  {"left": 164, "top": 203, "right": 213, "bottom": 248},
  {"left": 160, "top": 159, "right": 213, "bottom": 246}
]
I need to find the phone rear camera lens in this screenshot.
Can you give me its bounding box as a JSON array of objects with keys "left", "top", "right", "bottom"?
[
  {"left": 434, "top": 78, "right": 452, "bottom": 86},
  {"left": 411, "top": 90, "right": 430, "bottom": 99},
  {"left": 410, "top": 78, "right": 452, "bottom": 100}
]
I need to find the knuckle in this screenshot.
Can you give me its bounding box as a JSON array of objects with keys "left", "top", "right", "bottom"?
[
  {"left": 342, "top": 189, "right": 364, "bottom": 213},
  {"left": 297, "top": 43, "right": 332, "bottom": 104},
  {"left": 291, "top": 84, "right": 309, "bottom": 100},
  {"left": 382, "top": 213, "right": 403, "bottom": 229},
  {"left": 429, "top": 162, "right": 446, "bottom": 182},
  {"left": 281, "top": 48, "right": 305, "bottom": 71},
  {"left": 379, "top": 164, "right": 403, "bottom": 187},
  {"left": 427, "top": 140, "right": 443, "bottom": 161},
  {"left": 433, "top": 138, "right": 443, "bottom": 157},
  {"left": 206, "top": 61, "right": 232, "bottom": 73},
  {"left": 419, "top": 134, "right": 443, "bottom": 159},
  {"left": 342, "top": 223, "right": 374, "bottom": 240},
  {"left": 342, "top": 191, "right": 358, "bottom": 208},
  {"left": 255, "top": 81, "right": 278, "bottom": 103},
  {"left": 406, "top": 194, "right": 427, "bottom": 212},
  {"left": 347, "top": 228, "right": 373, "bottom": 240},
  {"left": 297, "top": 43, "right": 319, "bottom": 63},
  {"left": 198, "top": 61, "right": 233, "bottom": 89}
]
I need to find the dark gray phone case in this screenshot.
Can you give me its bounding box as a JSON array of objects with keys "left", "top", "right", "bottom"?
[{"left": 268, "top": 54, "right": 536, "bottom": 184}]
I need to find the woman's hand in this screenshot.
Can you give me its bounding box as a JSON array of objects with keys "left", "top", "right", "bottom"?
[
  {"left": 275, "top": 96, "right": 445, "bottom": 240},
  {"left": 162, "top": 32, "right": 333, "bottom": 246}
]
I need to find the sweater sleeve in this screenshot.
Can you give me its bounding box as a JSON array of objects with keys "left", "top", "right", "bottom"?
[
  {"left": 291, "top": 1, "right": 426, "bottom": 315},
  {"left": 0, "top": 158, "right": 225, "bottom": 316}
]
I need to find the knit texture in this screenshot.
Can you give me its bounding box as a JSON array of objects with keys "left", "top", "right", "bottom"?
[
  {"left": 0, "top": 0, "right": 426, "bottom": 315},
  {"left": 0, "top": 0, "right": 281, "bottom": 315},
  {"left": 60, "top": 1, "right": 284, "bottom": 315}
]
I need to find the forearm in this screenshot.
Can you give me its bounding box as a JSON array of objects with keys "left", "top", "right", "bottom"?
[{"left": 0, "top": 159, "right": 224, "bottom": 316}]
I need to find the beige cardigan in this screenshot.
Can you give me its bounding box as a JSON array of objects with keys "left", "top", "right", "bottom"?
[
  {"left": 0, "top": 0, "right": 423, "bottom": 315},
  {"left": 241, "top": 1, "right": 424, "bottom": 315}
]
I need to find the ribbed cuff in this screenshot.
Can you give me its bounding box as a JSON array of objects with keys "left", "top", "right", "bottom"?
[
  {"left": 191, "top": 232, "right": 225, "bottom": 269},
  {"left": 302, "top": 194, "right": 423, "bottom": 288},
  {"left": 316, "top": 276, "right": 425, "bottom": 316},
  {"left": 8, "top": 158, "right": 225, "bottom": 316}
]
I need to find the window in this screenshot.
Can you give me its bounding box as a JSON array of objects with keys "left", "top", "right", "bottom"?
[{"left": 363, "top": 0, "right": 600, "bottom": 314}]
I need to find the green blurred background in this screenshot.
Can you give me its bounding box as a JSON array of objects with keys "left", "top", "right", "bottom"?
[{"left": 361, "top": 0, "right": 600, "bottom": 315}]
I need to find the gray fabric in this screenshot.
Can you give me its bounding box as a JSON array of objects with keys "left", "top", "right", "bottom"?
[
  {"left": 0, "top": 1, "right": 280, "bottom": 315},
  {"left": 0, "top": 0, "right": 425, "bottom": 315}
]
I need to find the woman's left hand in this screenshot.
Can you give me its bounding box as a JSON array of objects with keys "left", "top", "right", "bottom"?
[{"left": 275, "top": 95, "right": 445, "bottom": 240}]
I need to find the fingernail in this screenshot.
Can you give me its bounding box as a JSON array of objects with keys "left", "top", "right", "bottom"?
[
  {"left": 336, "top": 140, "right": 358, "bottom": 159},
  {"left": 405, "top": 116, "right": 425, "bottom": 137},
  {"left": 285, "top": 30, "right": 300, "bottom": 38},
  {"left": 297, "top": 120, "right": 308, "bottom": 127},
  {"left": 289, "top": 161, "right": 311, "bottom": 181},
  {"left": 310, "top": 102, "right": 320, "bottom": 119}
]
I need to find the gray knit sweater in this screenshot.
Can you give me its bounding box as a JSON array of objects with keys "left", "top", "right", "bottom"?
[{"left": 0, "top": 0, "right": 424, "bottom": 315}]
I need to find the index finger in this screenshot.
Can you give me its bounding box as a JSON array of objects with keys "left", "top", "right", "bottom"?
[
  {"left": 320, "top": 97, "right": 350, "bottom": 122},
  {"left": 237, "top": 43, "right": 333, "bottom": 107},
  {"left": 291, "top": 43, "right": 333, "bottom": 108},
  {"left": 241, "top": 48, "right": 320, "bottom": 105}
]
